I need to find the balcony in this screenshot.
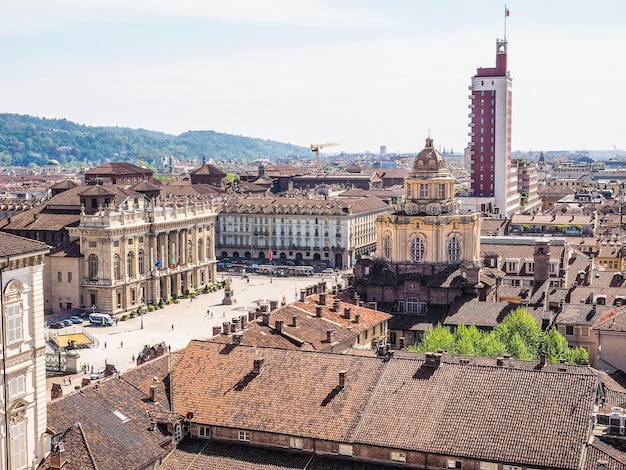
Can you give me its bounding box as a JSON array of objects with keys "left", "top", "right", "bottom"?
[{"left": 468, "top": 104, "right": 475, "bottom": 109}]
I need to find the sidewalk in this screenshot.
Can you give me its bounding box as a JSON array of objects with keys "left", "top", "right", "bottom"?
[{"left": 45, "top": 273, "right": 345, "bottom": 400}]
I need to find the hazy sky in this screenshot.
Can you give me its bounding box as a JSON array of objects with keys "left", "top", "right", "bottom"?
[{"left": 1, "top": 1, "right": 625, "bottom": 154}]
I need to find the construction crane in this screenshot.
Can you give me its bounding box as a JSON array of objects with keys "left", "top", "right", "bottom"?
[{"left": 310, "top": 143, "right": 340, "bottom": 173}]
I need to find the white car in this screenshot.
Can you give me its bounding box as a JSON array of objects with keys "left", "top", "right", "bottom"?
[
  {"left": 322, "top": 268, "right": 335, "bottom": 274},
  {"left": 90, "top": 368, "right": 105, "bottom": 380}
]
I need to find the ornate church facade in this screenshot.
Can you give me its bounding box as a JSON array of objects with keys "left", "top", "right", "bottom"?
[{"left": 354, "top": 137, "right": 485, "bottom": 314}]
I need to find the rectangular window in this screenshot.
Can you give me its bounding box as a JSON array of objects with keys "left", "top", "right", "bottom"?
[
  {"left": 113, "top": 240, "right": 119, "bottom": 247},
  {"left": 565, "top": 325, "right": 574, "bottom": 336},
  {"left": 198, "top": 426, "right": 211, "bottom": 438},
  {"left": 391, "top": 451, "right": 406, "bottom": 462},
  {"left": 128, "top": 238, "right": 133, "bottom": 245},
  {"left": 503, "top": 466, "right": 522, "bottom": 470},
  {"left": 289, "top": 437, "right": 303, "bottom": 449},
  {"left": 238, "top": 430, "right": 251, "bottom": 442},
  {"left": 7, "top": 304, "right": 22, "bottom": 343},
  {"left": 338, "top": 444, "right": 353, "bottom": 456},
  {"left": 89, "top": 241, "right": 97, "bottom": 248},
  {"left": 480, "top": 463, "right": 498, "bottom": 470},
  {"left": 68, "top": 272, "right": 72, "bottom": 283},
  {"left": 9, "top": 375, "right": 26, "bottom": 398},
  {"left": 420, "top": 184, "right": 428, "bottom": 198},
  {"left": 138, "top": 236, "right": 144, "bottom": 243},
  {"left": 57, "top": 271, "right": 62, "bottom": 282},
  {"left": 11, "top": 421, "right": 28, "bottom": 469},
  {"left": 448, "top": 461, "right": 462, "bottom": 470},
  {"left": 438, "top": 184, "right": 445, "bottom": 198},
  {"left": 419, "top": 302, "right": 427, "bottom": 314}
]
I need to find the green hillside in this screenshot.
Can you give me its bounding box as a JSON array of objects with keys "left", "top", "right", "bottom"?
[{"left": 0, "top": 113, "right": 309, "bottom": 168}]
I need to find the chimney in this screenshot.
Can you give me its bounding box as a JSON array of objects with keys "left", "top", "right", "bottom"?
[
  {"left": 253, "top": 358, "right": 265, "bottom": 375},
  {"left": 316, "top": 305, "right": 323, "bottom": 317},
  {"left": 319, "top": 293, "right": 326, "bottom": 305},
  {"left": 240, "top": 315, "right": 247, "bottom": 328},
  {"left": 230, "top": 319, "right": 239, "bottom": 333},
  {"left": 539, "top": 350, "right": 547, "bottom": 367},
  {"left": 212, "top": 326, "right": 221, "bottom": 337},
  {"left": 270, "top": 300, "right": 278, "bottom": 311},
  {"left": 248, "top": 311, "right": 256, "bottom": 321},
  {"left": 333, "top": 299, "right": 340, "bottom": 312},
  {"left": 262, "top": 313, "right": 269, "bottom": 325},
  {"left": 232, "top": 333, "right": 243, "bottom": 345},
  {"left": 275, "top": 319, "right": 284, "bottom": 332},
  {"left": 354, "top": 314, "right": 360, "bottom": 324},
  {"left": 399, "top": 337, "right": 405, "bottom": 349},
  {"left": 292, "top": 315, "right": 298, "bottom": 327},
  {"left": 338, "top": 370, "right": 347, "bottom": 389},
  {"left": 344, "top": 307, "right": 352, "bottom": 320},
  {"left": 591, "top": 301, "right": 597, "bottom": 315},
  {"left": 424, "top": 352, "right": 442, "bottom": 368},
  {"left": 326, "top": 329, "right": 336, "bottom": 343},
  {"left": 149, "top": 385, "right": 156, "bottom": 402},
  {"left": 222, "top": 322, "right": 230, "bottom": 335},
  {"left": 49, "top": 443, "right": 66, "bottom": 470},
  {"left": 300, "top": 289, "right": 306, "bottom": 302},
  {"left": 50, "top": 383, "right": 63, "bottom": 400},
  {"left": 497, "top": 357, "right": 505, "bottom": 367},
  {"left": 358, "top": 301, "right": 364, "bottom": 307},
  {"left": 597, "top": 461, "right": 609, "bottom": 470}
]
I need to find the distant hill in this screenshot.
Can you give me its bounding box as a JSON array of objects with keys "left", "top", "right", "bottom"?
[{"left": 0, "top": 113, "right": 309, "bottom": 168}]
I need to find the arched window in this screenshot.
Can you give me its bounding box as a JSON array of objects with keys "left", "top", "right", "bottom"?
[
  {"left": 88, "top": 254, "right": 98, "bottom": 281},
  {"left": 410, "top": 237, "right": 425, "bottom": 263},
  {"left": 113, "top": 254, "right": 121, "bottom": 280},
  {"left": 406, "top": 297, "right": 419, "bottom": 313},
  {"left": 448, "top": 236, "right": 461, "bottom": 263},
  {"left": 126, "top": 252, "right": 134, "bottom": 277},
  {"left": 383, "top": 234, "right": 392, "bottom": 259},
  {"left": 138, "top": 250, "right": 145, "bottom": 274}
]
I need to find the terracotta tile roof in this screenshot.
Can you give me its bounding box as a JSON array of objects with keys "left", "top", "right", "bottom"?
[
  {"left": 556, "top": 304, "right": 611, "bottom": 325},
  {"left": 173, "top": 342, "right": 386, "bottom": 442},
  {"left": 444, "top": 300, "right": 515, "bottom": 328},
  {"left": 584, "top": 436, "right": 626, "bottom": 469},
  {"left": 0, "top": 231, "right": 49, "bottom": 257},
  {"left": 85, "top": 162, "right": 153, "bottom": 176},
  {"left": 593, "top": 307, "right": 626, "bottom": 332},
  {"left": 173, "top": 343, "right": 598, "bottom": 468},
  {"left": 47, "top": 356, "right": 174, "bottom": 470},
  {"left": 191, "top": 163, "right": 227, "bottom": 176}
]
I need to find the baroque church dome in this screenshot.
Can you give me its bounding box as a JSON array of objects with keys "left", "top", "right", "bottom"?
[{"left": 411, "top": 137, "right": 447, "bottom": 174}]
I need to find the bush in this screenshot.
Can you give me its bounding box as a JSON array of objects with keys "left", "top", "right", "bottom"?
[
  {"left": 148, "top": 305, "right": 155, "bottom": 311},
  {"left": 203, "top": 285, "right": 209, "bottom": 293},
  {"left": 129, "top": 312, "right": 136, "bottom": 318},
  {"left": 121, "top": 314, "right": 128, "bottom": 321}
]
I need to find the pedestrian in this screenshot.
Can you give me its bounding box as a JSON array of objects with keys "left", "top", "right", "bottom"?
[
  {"left": 121, "top": 340, "right": 123, "bottom": 348},
  {"left": 68, "top": 377, "right": 71, "bottom": 385},
  {"left": 210, "top": 312, "right": 213, "bottom": 318},
  {"left": 63, "top": 377, "right": 67, "bottom": 385},
  {"left": 91, "top": 365, "right": 94, "bottom": 373},
  {"left": 223, "top": 311, "right": 225, "bottom": 317},
  {"left": 132, "top": 355, "right": 135, "bottom": 362},
  {"left": 105, "top": 358, "right": 107, "bottom": 365},
  {"left": 104, "top": 342, "right": 107, "bottom": 349}
]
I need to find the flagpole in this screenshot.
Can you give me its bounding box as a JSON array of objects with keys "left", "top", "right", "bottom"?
[{"left": 504, "top": 4, "right": 508, "bottom": 40}]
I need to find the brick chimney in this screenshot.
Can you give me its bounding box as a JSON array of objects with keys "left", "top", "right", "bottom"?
[
  {"left": 212, "top": 326, "right": 221, "bottom": 337},
  {"left": 253, "top": 358, "right": 265, "bottom": 375},
  {"left": 354, "top": 314, "right": 360, "bottom": 324},
  {"left": 49, "top": 443, "right": 66, "bottom": 470},
  {"left": 344, "top": 307, "right": 351, "bottom": 320},
  {"left": 316, "top": 305, "right": 323, "bottom": 317},
  {"left": 319, "top": 293, "right": 326, "bottom": 305},
  {"left": 326, "top": 330, "right": 336, "bottom": 343},
  {"left": 149, "top": 385, "right": 156, "bottom": 401},
  {"left": 338, "top": 370, "right": 347, "bottom": 389},
  {"left": 233, "top": 333, "right": 243, "bottom": 345},
  {"left": 333, "top": 299, "right": 340, "bottom": 312},
  {"left": 292, "top": 315, "right": 298, "bottom": 327},
  {"left": 262, "top": 313, "right": 269, "bottom": 325},
  {"left": 399, "top": 337, "right": 405, "bottom": 349},
  {"left": 240, "top": 315, "right": 247, "bottom": 328},
  {"left": 496, "top": 357, "right": 505, "bottom": 367},
  {"left": 222, "top": 322, "right": 230, "bottom": 335},
  {"left": 424, "top": 352, "right": 442, "bottom": 368},
  {"left": 300, "top": 289, "right": 306, "bottom": 302},
  {"left": 275, "top": 319, "right": 283, "bottom": 332},
  {"left": 50, "top": 383, "right": 63, "bottom": 400},
  {"left": 539, "top": 350, "right": 547, "bottom": 367}
]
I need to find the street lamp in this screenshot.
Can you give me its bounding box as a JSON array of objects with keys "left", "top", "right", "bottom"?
[{"left": 140, "top": 298, "right": 144, "bottom": 330}]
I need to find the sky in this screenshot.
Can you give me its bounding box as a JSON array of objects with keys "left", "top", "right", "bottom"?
[{"left": 1, "top": 1, "right": 625, "bottom": 155}]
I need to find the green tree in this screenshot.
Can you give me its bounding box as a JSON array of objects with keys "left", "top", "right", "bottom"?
[
  {"left": 540, "top": 327, "right": 570, "bottom": 362},
  {"left": 491, "top": 308, "right": 542, "bottom": 358},
  {"left": 451, "top": 324, "right": 483, "bottom": 355},
  {"left": 407, "top": 324, "right": 454, "bottom": 353}
]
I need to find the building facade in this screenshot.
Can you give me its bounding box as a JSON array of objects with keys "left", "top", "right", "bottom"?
[
  {"left": 216, "top": 196, "right": 390, "bottom": 269},
  {"left": 466, "top": 39, "right": 519, "bottom": 216},
  {"left": 68, "top": 195, "right": 218, "bottom": 314},
  {"left": 0, "top": 233, "right": 50, "bottom": 470}
]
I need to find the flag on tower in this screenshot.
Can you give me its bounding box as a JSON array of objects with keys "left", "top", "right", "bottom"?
[
  {"left": 170, "top": 254, "right": 176, "bottom": 269},
  {"left": 269, "top": 251, "right": 273, "bottom": 262},
  {"left": 505, "top": 6, "right": 510, "bottom": 16},
  {"left": 154, "top": 258, "right": 162, "bottom": 269}
]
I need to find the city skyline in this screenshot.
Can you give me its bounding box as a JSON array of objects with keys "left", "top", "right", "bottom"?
[{"left": 1, "top": 1, "right": 625, "bottom": 154}]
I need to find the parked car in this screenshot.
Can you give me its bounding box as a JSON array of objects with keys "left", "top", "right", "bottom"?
[
  {"left": 322, "top": 268, "right": 335, "bottom": 274},
  {"left": 62, "top": 319, "right": 73, "bottom": 327},
  {"left": 49, "top": 322, "right": 64, "bottom": 329},
  {"left": 69, "top": 316, "right": 84, "bottom": 324},
  {"left": 90, "top": 368, "right": 105, "bottom": 380}
]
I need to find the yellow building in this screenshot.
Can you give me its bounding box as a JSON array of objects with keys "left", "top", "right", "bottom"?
[{"left": 355, "top": 137, "right": 482, "bottom": 313}]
